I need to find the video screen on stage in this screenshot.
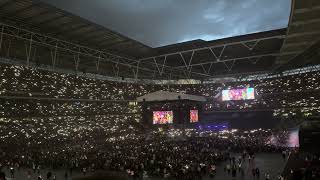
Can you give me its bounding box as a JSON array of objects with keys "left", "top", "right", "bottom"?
[
  {"left": 153, "top": 111, "right": 173, "bottom": 124},
  {"left": 190, "top": 110, "right": 199, "bottom": 123},
  {"left": 222, "top": 88, "right": 255, "bottom": 101}
]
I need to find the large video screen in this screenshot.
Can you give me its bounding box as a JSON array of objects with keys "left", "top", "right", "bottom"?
[
  {"left": 222, "top": 88, "right": 255, "bottom": 101},
  {"left": 190, "top": 110, "right": 199, "bottom": 123},
  {"left": 153, "top": 111, "right": 173, "bottom": 124}
]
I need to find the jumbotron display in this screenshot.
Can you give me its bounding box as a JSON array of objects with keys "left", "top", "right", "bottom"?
[
  {"left": 222, "top": 88, "right": 255, "bottom": 101},
  {"left": 190, "top": 110, "right": 199, "bottom": 123},
  {"left": 153, "top": 111, "right": 173, "bottom": 124}
]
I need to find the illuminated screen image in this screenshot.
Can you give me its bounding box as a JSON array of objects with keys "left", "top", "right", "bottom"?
[
  {"left": 222, "top": 88, "right": 255, "bottom": 101},
  {"left": 153, "top": 111, "right": 173, "bottom": 124},
  {"left": 267, "top": 129, "right": 299, "bottom": 148},
  {"left": 190, "top": 110, "right": 199, "bottom": 123}
]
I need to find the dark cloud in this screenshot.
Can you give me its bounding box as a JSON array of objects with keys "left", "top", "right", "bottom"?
[{"left": 40, "top": 0, "right": 291, "bottom": 47}]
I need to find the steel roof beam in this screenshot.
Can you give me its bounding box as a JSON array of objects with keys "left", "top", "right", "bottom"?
[
  {"left": 0, "top": 23, "right": 153, "bottom": 72},
  {"left": 0, "top": 22, "right": 212, "bottom": 79},
  {"left": 175, "top": 52, "right": 300, "bottom": 68},
  {"left": 294, "top": 5, "right": 320, "bottom": 14},
  {"left": 283, "top": 41, "right": 311, "bottom": 47},
  {"left": 140, "top": 35, "right": 285, "bottom": 61},
  {"left": 287, "top": 31, "right": 320, "bottom": 38},
  {"left": 291, "top": 18, "right": 320, "bottom": 26}
]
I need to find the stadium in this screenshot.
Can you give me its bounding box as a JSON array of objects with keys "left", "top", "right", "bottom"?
[{"left": 0, "top": 0, "right": 319, "bottom": 180}]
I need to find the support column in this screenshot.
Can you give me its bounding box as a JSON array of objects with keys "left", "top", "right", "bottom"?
[
  {"left": 74, "top": 53, "right": 80, "bottom": 71},
  {"left": 135, "top": 60, "right": 140, "bottom": 80},
  {"left": 51, "top": 42, "right": 58, "bottom": 68},
  {"left": 6, "top": 39, "right": 11, "bottom": 57},
  {"left": 26, "top": 34, "right": 33, "bottom": 65},
  {"left": 32, "top": 47, "right": 37, "bottom": 64},
  {"left": 0, "top": 25, "right": 4, "bottom": 52},
  {"left": 96, "top": 53, "right": 101, "bottom": 72},
  {"left": 112, "top": 58, "right": 120, "bottom": 77}
]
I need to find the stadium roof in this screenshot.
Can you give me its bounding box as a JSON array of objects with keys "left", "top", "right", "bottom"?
[
  {"left": 0, "top": 0, "right": 154, "bottom": 58},
  {"left": 275, "top": 0, "right": 320, "bottom": 70},
  {"left": 0, "top": 0, "right": 319, "bottom": 80}
]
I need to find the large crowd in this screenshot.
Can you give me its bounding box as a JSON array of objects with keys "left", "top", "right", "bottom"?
[
  {"left": 0, "top": 62, "right": 319, "bottom": 179},
  {"left": 0, "top": 99, "right": 140, "bottom": 117},
  {"left": 1, "top": 63, "right": 320, "bottom": 119},
  {"left": 2, "top": 63, "right": 319, "bottom": 99},
  {"left": 0, "top": 125, "right": 290, "bottom": 179}
]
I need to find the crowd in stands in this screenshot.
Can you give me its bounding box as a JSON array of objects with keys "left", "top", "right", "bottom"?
[
  {"left": 0, "top": 64, "right": 148, "bottom": 100},
  {"left": 1, "top": 62, "right": 320, "bottom": 118},
  {"left": 0, "top": 99, "right": 140, "bottom": 117}
]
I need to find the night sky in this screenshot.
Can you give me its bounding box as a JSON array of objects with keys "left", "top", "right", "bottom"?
[{"left": 40, "top": 0, "right": 291, "bottom": 47}]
